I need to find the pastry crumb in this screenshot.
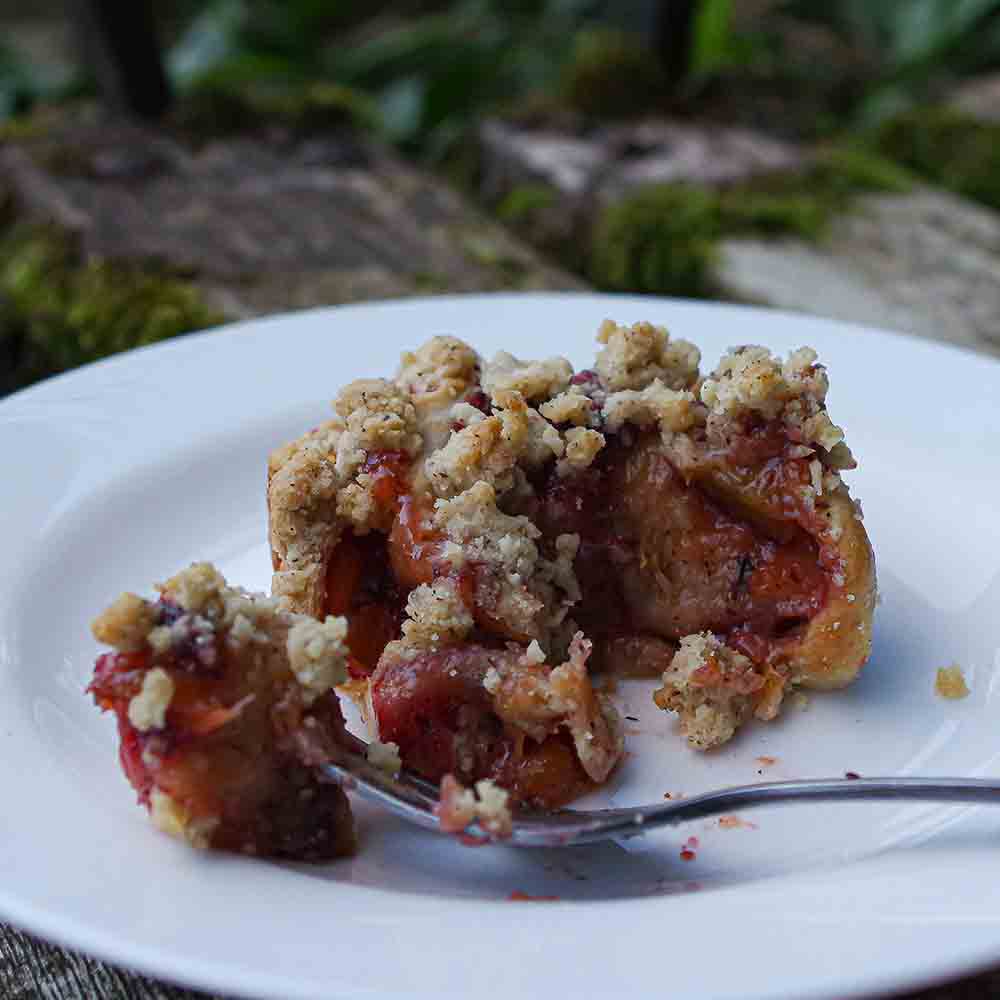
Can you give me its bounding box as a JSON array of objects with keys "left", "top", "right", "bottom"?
[
  {"left": 366, "top": 740, "right": 402, "bottom": 775},
  {"left": 436, "top": 774, "right": 513, "bottom": 838},
  {"left": 127, "top": 667, "right": 174, "bottom": 732},
  {"left": 718, "top": 814, "right": 758, "bottom": 830},
  {"left": 935, "top": 665, "right": 969, "bottom": 700}
]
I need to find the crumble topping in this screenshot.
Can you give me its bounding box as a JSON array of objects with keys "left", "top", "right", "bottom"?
[
  {"left": 481, "top": 350, "right": 573, "bottom": 402},
  {"left": 557, "top": 427, "right": 606, "bottom": 477},
  {"left": 332, "top": 378, "right": 423, "bottom": 479},
  {"left": 595, "top": 319, "right": 701, "bottom": 392},
  {"left": 539, "top": 388, "right": 599, "bottom": 428},
  {"left": 286, "top": 616, "right": 350, "bottom": 705},
  {"left": 127, "top": 668, "right": 175, "bottom": 732},
  {"left": 425, "top": 390, "right": 563, "bottom": 498},
  {"left": 92, "top": 593, "right": 158, "bottom": 651},
  {"left": 436, "top": 774, "right": 513, "bottom": 838},
  {"left": 159, "top": 562, "right": 229, "bottom": 617},
  {"left": 95, "top": 563, "right": 349, "bottom": 708},
  {"left": 396, "top": 336, "right": 480, "bottom": 408},
  {"left": 653, "top": 632, "right": 778, "bottom": 749},
  {"left": 398, "top": 578, "right": 474, "bottom": 651},
  {"left": 430, "top": 482, "right": 580, "bottom": 646},
  {"left": 602, "top": 380, "right": 698, "bottom": 436},
  {"left": 935, "top": 665, "right": 969, "bottom": 700},
  {"left": 700, "top": 345, "right": 855, "bottom": 471},
  {"left": 449, "top": 400, "right": 489, "bottom": 428}
]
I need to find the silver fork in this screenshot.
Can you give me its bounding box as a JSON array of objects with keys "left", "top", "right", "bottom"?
[{"left": 319, "top": 748, "right": 1000, "bottom": 848}]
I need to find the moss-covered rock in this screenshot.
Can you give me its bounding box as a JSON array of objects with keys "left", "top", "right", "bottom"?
[
  {"left": 174, "top": 79, "right": 380, "bottom": 140},
  {"left": 875, "top": 108, "right": 1000, "bottom": 212},
  {"left": 588, "top": 144, "right": 915, "bottom": 297},
  {"left": 0, "top": 225, "right": 224, "bottom": 393}
]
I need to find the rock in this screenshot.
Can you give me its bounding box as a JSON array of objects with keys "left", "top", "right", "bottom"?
[
  {"left": 478, "top": 117, "right": 804, "bottom": 205},
  {"left": 719, "top": 187, "right": 1000, "bottom": 357},
  {"left": 949, "top": 73, "right": 1000, "bottom": 124},
  {"left": 0, "top": 107, "right": 583, "bottom": 325}
]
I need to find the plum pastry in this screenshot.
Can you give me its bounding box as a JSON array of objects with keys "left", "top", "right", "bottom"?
[{"left": 90, "top": 319, "right": 876, "bottom": 857}]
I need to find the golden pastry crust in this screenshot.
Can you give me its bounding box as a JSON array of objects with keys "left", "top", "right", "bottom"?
[{"left": 782, "top": 484, "right": 876, "bottom": 690}]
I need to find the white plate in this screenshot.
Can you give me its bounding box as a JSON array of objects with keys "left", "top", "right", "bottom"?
[{"left": 2, "top": 293, "right": 1000, "bottom": 1000}]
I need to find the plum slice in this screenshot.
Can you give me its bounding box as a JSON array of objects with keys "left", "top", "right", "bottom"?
[{"left": 372, "top": 634, "right": 621, "bottom": 809}]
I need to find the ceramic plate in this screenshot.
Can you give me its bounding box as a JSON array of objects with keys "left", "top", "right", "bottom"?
[{"left": 2, "top": 294, "right": 999, "bottom": 1000}]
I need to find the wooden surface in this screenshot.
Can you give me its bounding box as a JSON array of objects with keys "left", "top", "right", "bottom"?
[{"left": 2, "top": 107, "right": 1000, "bottom": 1000}]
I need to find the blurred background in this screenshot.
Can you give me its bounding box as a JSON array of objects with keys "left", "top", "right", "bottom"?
[{"left": 2, "top": 0, "right": 1000, "bottom": 394}]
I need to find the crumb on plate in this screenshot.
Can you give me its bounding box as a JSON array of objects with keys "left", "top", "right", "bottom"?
[{"left": 935, "top": 665, "right": 969, "bottom": 700}]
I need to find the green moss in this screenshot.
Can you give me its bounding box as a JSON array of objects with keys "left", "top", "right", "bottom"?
[
  {"left": 875, "top": 108, "right": 1000, "bottom": 212},
  {"left": 588, "top": 142, "right": 915, "bottom": 297},
  {"left": 810, "top": 145, "right": 915, "bottom": 195},
  {"left": 175, "top": 80, "right": 380, "bottom": 139},
  {"left": 0, "top": 225, "right": 224, "bottom": 392},
  {"left": 458, "top": 229, "right": 529, "bottom": 283},
  {"left": 496, "top": 184, "right": 558, "bottom": 227},
  {"left": 560, "top": 28, "right": 666, "bottom": 119},
  {"left": 590, "top": 185, "right": 720, "bottom": 296}
]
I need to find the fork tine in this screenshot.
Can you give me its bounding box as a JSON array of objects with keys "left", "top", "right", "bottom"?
[
  {"left": 317, "top": 748, "right": 652, "bottom": 847},
  {"left": 318, "top": 754, "right": 444, "bottom": 834}
]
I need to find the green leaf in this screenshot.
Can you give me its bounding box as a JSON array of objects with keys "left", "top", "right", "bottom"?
[
  {"left": 378, "top": 76, "right": 426, "bottom": 143},
  {"left": 168, "top": 0, "right": 249, "bottom": 88},
  {"left": 690, "top": 0, "right": 735, "bottom": 78}
]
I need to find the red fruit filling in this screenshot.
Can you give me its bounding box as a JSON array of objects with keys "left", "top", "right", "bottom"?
[
  {"left": 89, "top": 598, "right": 355, "bottom": 860},
  {"left": 319, "top": 420, "right": 839, "bottom": 807}
]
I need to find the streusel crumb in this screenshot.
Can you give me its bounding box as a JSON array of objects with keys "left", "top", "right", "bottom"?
[
  {"left": 332, "top": 378, "right": 423, "bottom": 479},
  {"left": 602, "top": 380, "right": 698, "bottom": 435},
  {"left": 595, "top": 319, "right": 700, "bottom": 392},
  {"left": 436, "top": 774, "right": 513, "bottom": 838},
  {"left": 539, "top": 389, "right": 598, "bottom": 427},
  {"left": 653, "top": 633, "right": 776, "bottom": 749},
  {"left": 935, "top": 665, "right": 969, "bottom": 700},
  {"left": 396, "top": 336, "right": 480, "bottom": 408},
  {"left": 286, "top": 616, "right": 350, "bottom": 704},
  {"left": 481, "top": 350, "right": 573, "bottom": 402},
  {"left": 700, "top": 345, "right": 854, "bottom": 471},
  {"left": 557, "top": 427, "right": 605, "bottom": 477},
  {"left": 399, "top": 577, "right": 474, "bottom": 651}
]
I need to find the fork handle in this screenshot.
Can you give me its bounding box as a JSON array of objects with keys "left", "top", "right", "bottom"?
[{"left": 559, "top": 777, "right": 1000, "bottom": 845}]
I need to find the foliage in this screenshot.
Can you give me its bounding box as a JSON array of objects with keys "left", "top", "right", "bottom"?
[
  {"left": 778, "top": 0, "right": 1000, "bottom": 124},
  {"left": 168, "top": 0, "right": 606, "bottom": 157},
  {"left": 0, "top": 39, "right": 79, "bottom": 123},
  {"left": 560, "top": 27, "right": 665, "bottom": 117},
  {"left": 0, "top": 225, "right": 223, "bottom": 393},
  {"left": 876, "top": 107, "right": 1000, "bottom": 211}
]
